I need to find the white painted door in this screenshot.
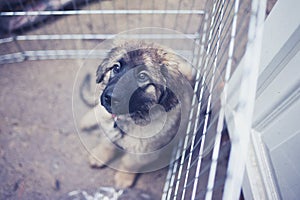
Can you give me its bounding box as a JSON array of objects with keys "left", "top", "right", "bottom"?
[{"left": 243, "top": 0, "right": 300, "bottom": 199}]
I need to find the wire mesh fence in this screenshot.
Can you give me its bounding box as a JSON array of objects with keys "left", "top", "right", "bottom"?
[
  {"left": 161, "top": 1, "right": 267, "bottom": 199},
  {"left": 0, "top": 0, "right": 206, "bottom": 63},
  {"left": 0, "top": 0, "right": 266, "bottom": 199},
  {"left": 161, "top": 0, "right": 266, "bottom": 199}
]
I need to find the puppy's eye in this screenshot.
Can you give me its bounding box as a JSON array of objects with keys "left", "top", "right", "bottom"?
[
  {"left": 112, "top": 62, "right": 122, "bottom": 74},
  {"left": 137, "top": 72, "right": 149, "bottom": 82}
]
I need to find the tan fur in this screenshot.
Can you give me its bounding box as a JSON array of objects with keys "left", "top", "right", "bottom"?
[{"left": 81, "top": 40, "right": 196, "bottom": 188}]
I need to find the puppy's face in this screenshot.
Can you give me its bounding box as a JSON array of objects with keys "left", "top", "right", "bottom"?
[{"left": 96, "top": 43, "right": 179, "bottom": 123}]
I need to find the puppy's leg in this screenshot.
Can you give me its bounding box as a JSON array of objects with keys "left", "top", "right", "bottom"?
[
  {"left": 82, "top": 104, "right": 124, "bottom": 168},
  {"left": 114, "top": 153, "right": 159, "bottom": 188},
  {"left": 80, "top": 105, "right": 100, "bottom": 131},
  {"left": 89, "top": 141, "right": 117, "bottom": 168},
  {"left": 114, "top": 154, "right": 139, "bottom": 188},
  {"left": 114, "top": 170, "right": 137, "bottom": 188}
]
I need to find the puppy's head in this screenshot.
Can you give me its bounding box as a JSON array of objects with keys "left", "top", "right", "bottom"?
[{"left": 96, "top": 41, "right": 189, "bottom": 124}]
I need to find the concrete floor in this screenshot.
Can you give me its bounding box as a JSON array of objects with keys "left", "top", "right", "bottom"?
[{"left": 0, "top": 59, "right": 168, "bottom": 199}]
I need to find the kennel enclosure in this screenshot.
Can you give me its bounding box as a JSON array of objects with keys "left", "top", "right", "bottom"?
[{"left": 0, "top": 0, "right": 269, "bottom": 199}]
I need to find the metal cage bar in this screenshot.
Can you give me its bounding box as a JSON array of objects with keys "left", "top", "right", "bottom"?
[{"left": 161, "top": 0, "right": 266, "bottom": 199}]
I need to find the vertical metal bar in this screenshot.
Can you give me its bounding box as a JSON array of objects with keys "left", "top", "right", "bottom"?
[
  {"left": 138, "top": 0, "right": 142, "bottom": 26},
  {"left": 189, "top": 1, "right": 219, "bottom": 199},
  {"left": 162, "top": 16, "right": 208, "bottom": 199},
  {"left": 46, "top": 0, "right": 67, "bottom": 59},
  {"left": 17, "top": 0, "right": 44, "bottom": 60},
  {"left": 13, "top": 38, "right": 27, "bottom": 62},
  {"left": 169, "top": 1, "right": 216, "bottom": 199},
  {"left": 191, "top": 37, "right": 200, "bottom": 66},
  {"left": 174, "top": 59, "right": 200, "bottom": 199},
  {"left": 178, "top": 12, "right": 210, "bottom": 200},
  {"left": 173, "top": 0, "right": 183, "bottom": 30},
  {"left": 112, "top": 0, "right": 118, "bottom": 33},
  {"left": 162, "top": 139, "right": 184, "bottom": 200},
  {"left": 58, "top": 0, "right": 77, "bottom": 50},
  {"left": 1, "top": 0, "right": 17, "bottom": 61},
  {"left": 161, "top": 140, "right": 182, "bottom": 200},
  {"left": 161, "top": 0, "right": 169, "bottom": 28},
  {"left": 151, "top": 0, "right": 155, "bottom": 32},
  {"left": 39, "top": 0, "right": 61, "bottom": 59},
  {"left": 71, "top": 0, "right": 84, "bottom": 33},
  {"left": 125, "top": 0, "right": 129, "bottom": 30},
  {"left": 198, "top": 1, "right": 248, "bottom": 92},
  {"left": 85, "top": 0, "right": 93, "bottom": 33},
  {"left": 184, "top": 0, "right": 197, "bottom": 33},
  {"left": 222, "top": 0, "right": 266, "bottom": 199},
  {"left": 196, "top": 0, "right": 225, "bottom": 83},
  {"left": 161, "top": 146, "right": 179, "bottom": 200},
  {"left": 203, "top": 0, "right": 227, "bottom": 199},
  {"left": 97, "top": 0, "right": 106, "bottom": 30}
]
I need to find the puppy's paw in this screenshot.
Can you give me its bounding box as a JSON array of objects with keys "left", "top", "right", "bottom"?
[
  {"left": 88, "top": 144, "right": 116, "bottom": 168},
  {"left": 114, "top": 171, "right": 136, "bottom": 188},
  {"left": 89, "top": 154, "right": 105, "bottom": 168}
]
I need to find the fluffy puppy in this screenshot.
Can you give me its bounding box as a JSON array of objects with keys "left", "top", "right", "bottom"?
[{"left": 80, "top": 40, "right": 196, "bottom": 188}]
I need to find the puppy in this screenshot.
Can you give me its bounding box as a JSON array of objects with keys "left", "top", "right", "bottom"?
[{"left": 80, "top": 40, "right": 197, "bottom": 188}]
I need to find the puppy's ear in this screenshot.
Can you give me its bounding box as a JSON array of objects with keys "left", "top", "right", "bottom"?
[
  {"left": 160, "top": 64, "right": 169, "bottom": 78},
  {"left": 96, "top": 46, "right": 121, "bottom": 83},
  {"left": 159, "top": 64, "right": 180, "bottom": 111},
  {"left": 96, "top": 61, "right": 112, "bottom": 83}
]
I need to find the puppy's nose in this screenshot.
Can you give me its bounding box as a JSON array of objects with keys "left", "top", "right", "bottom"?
[
  {"left": 104, "top": 92, "right": 120, "bottom": 105},
  {"left": 104, "top": 92, "right": 112, "bottom": 105}
]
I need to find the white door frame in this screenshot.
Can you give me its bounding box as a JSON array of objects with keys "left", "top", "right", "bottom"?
[{"left": 242, "top": 0, "right": 300, "bottom": 199}]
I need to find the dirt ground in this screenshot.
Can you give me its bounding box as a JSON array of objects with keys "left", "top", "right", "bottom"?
[
  {"left": 0, "top": 0, "right": 276, "bottom": 199},
  {"left": 0, "top": 59, "right": 169, "bottom": 200}
]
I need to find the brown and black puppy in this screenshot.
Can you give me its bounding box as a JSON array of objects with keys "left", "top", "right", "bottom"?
[{"left": 80, "top": 40, "right": 196, "bottom": 188}]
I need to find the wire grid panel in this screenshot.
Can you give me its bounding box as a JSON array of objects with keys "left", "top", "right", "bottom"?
[
  {"left": 161, "top": 0, "right": 266, "bottom": 199},
  {"left": 0, "top": 0, "right": 205, "bottom": 64},
  {"left": 0, "top": 0, "right": 265, "bottom": 199}
]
